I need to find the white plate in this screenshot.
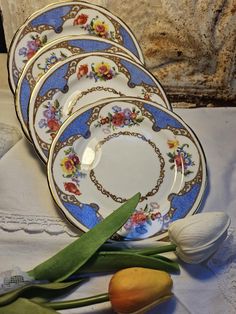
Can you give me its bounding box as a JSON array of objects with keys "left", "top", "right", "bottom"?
[
  {"left": 28, "top": 52, "right": 171, "bottom": 162},
  {"left": 8, "top": 1, "right": 144, "bottom": 92},
  {"left": 15, "top": 35, "right": 142, "bottom": 139},
  {"left": 47, "top": 97, "right": 207, "bottom": 241}
]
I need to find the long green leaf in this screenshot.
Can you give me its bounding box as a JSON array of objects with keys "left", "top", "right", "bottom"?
[
  {"left": 0, "top": 298, "right": 59, "bottom": 314},
  {"left": 74, "top": 251, "right": 180, "bottom": 274},
  {"left": 0, "top": 280, "right": 83, "bottom": 307},
  {"left": 28, "top": 193, "right": 141, "bottom": 282}
]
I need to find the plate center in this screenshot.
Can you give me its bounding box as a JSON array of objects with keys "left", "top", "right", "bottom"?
[{"left": 89, "top": 131, "right": 165, "bottom": 202}]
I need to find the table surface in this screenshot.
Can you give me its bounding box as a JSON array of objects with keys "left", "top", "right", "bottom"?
[{"left": 0, "top": 53, "right": 236, "bottom": 314}]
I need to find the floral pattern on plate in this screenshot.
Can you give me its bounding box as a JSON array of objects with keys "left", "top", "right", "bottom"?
[
  {"left": 124, "top": 203, "right": 162, "bottom": 235},
  {"left": 95, "top": 105, "right": 144, "bottom": 129},
  {"left": 167, "top": 139, "right": 195, "bottom": 176},
  {"left": 77, "top": 61, "right": 118, "bottom": 81},
  {"left": 74, "top": 14, "right": 115, "bottom": 40},
  {"left": 61, "top": 146, "right": 86, "bottom": 196},
  {"left": 37, "top": 52, "right": 67, "bottom": 74},
  {"left": 18, "top": 35, "right": 47, "bottom": 63},
  {"left": 38, "top": 100, "right": 63, "bottom": 140}
]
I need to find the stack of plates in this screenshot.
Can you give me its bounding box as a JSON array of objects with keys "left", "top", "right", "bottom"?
[{"left": 9, "top": 1, "right": 207, "bottom": 241}]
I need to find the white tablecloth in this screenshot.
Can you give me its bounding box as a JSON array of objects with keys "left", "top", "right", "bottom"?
[{"left": 0, "top": 84, "right": 236, "bottom": 314}]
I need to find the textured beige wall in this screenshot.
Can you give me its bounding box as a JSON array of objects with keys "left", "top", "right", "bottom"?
[
  {"left": 1, "top": 0, "right": 235, "bottom": 106},
  {"left": 0, "top": 53, "right": 8, "bottom": 89}
]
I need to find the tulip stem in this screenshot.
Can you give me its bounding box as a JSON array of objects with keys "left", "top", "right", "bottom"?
[
  {"left": 44, "top": 293, "right": 109, "bottom": 310},
  {"left": 141, "top": 244, "right": 177, "bottom": 255},
  {"left": 116, "top": 243, "right": 177, "bottom": 256}
]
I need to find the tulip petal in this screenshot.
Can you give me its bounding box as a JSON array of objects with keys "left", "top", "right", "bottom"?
[
  {"left": 124, "top": 294, "right": 173, "bottom": 314},
  {"left": 176, "top": 229, "right": 228, "bottom": 263},
  {"left": 168, "top": 212, "right": 231, "bottom": 264},
  {"left": 109, "top": 267, "right": 173, "bottom": 313}
]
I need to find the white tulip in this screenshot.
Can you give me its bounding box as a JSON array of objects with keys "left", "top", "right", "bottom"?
[{"left": 168, "top": 212, "right": 231, "bottom": 264}]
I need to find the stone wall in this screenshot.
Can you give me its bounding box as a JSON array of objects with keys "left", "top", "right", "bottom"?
[{"left": 1, "top": 0, "right": 235, "bottom": 106}]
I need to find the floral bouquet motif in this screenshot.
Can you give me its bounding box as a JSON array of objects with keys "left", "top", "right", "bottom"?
[
  {"left": 77, "top": 62, "right": 118, "bottom": 82},
  {"left": 95, "top": 106, "right": 144, "bottom": 129},
  {"left": 167, "top": 139, "right": 195, "bottom": 176},
  {"left": 38, "top": 99, "right": 63, "bottom": 139},
  {"left": 73, "top": 14, "right": 115, "bottom": 40},
  {"left": 19, "top": 35, "right": 47, "bottom": 62},
  {"left": 124, "top": 204, "right": 163, "bottom": 235},
  {"left": 61, "top": 147, "right": 86, "bottom": 196}
]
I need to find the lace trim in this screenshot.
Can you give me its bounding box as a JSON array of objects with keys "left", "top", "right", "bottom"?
[
  {"left": 207, "top": 227, "right": 236, "bottom": 311},
  {"left": 0, "top": 267, "right": 39, "bottom": 296},
  {"left": 0, "top": 212, "right": 78, "bottom": 237}
]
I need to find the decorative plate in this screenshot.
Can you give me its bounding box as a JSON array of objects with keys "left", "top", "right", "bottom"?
[
  {"left": 8, "top": 1, "right": 144, "bottom": 92},
  {"left": 47, "top": 97, "right": 207, "bottom": 241},
  {"left": 15, "top": 35, "right": 142, "bottom": 139},
  {"left": 28, "top": 52, "right": 171, "bottom": 163}
]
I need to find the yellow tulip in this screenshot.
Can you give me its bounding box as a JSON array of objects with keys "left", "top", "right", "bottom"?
[
  {"left": 108, "top": 267, "right": 173, "bottom": 314},
  {"left": 42, "top": 267, "right": 173, "bottom": 313}
]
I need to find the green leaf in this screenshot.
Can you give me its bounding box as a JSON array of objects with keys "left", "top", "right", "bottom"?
[
  {"left": 65, "top": 174, "right": 72, "bottom": 178},
  {"left": 75, "top": 251, "right": 179, "bottom": 274},
  {"left": 60, "top": 51, "right": 67, "bottom": 59},
  {"left": 28, "top": 297, "right": 46, "bottom": 304},
  {"left": 184, "top": 170, "right": 193, "bottom": 176},
  {"left": 28, "top": 193, "right": 141, "bottom": 282},
  {"left": 110, "top": 31, "right": 115, "bottom": 39},
  {"left": 64, "top": 149, "right": 71, "bottom": 155},
  {"left": 181, "top": 143, "right": 189, "bottom": 150},
  {"left": 0, "top": 280, "right": 84, "bottom": 307},
  {"left": 54, "top": 99, "right": 60, "bottom": 108},
  {"left": 42, "top": 35, "right": 47, "bottom": 44},
  {"left": 0, "top": 298, "right": 59, "bottom": 313},
  {"left": 136, "top": 117, "right": 144, "bottom": 123}
]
